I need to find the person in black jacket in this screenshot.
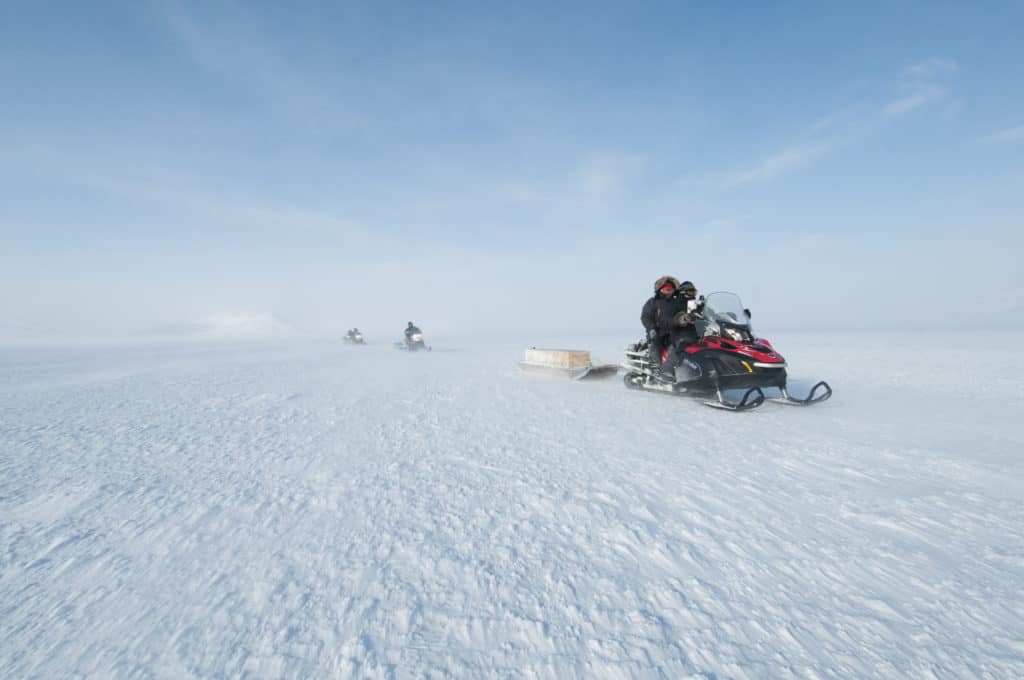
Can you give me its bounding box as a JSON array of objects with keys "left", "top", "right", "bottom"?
[
  {"left": 641, "top": 277, "right": 699, "bottom": 380},
  {"left": 673, "top": 281, "right": 700, "bottom": 346}
]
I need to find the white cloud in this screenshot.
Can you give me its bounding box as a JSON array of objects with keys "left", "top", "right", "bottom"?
[
  {"left": 575, "top": 152, "right": 646, "bottom": 196},
  {"left": 160, "top": 1, "right": 354, "bottom": 125},
  {"left": 883, "top": 86, "right": 946, "bottom": 117},
  {"left": 722, "top": 143, "right": 831, "bottom": 186},
  {"left": 883, "top": 58, "right": 959, "bottom": 118},
  {"left": 707, "top": 56, "right": 962, "bottom": 187},
  {"left": 3, "top": 137, "right": 371, "bottom": 248},
  {"left": 903, "top": 58, "right": 960, "bottom": 79},
  {"left": 980, "top": 125, "right": 1024, "bottom": 145}
]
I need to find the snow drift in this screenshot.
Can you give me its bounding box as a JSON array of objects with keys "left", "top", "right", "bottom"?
[{"left": 1, "top": 334, "right": 1022, "bottom": 677}]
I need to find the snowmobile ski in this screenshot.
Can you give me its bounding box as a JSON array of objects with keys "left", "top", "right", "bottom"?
[
  {"left": 767, "top": 381, "right": 832, "bottom": 406},
  {"left": 704, "top": 386, "right": 765, "bottom": 411},
  {"left": 622, "top": 370, "right": 766, "bottom": 411}
]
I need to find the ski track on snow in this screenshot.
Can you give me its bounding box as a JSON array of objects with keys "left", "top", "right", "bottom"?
[{"left": 1, "top": 336, "right": 1022, "bottom": 678}]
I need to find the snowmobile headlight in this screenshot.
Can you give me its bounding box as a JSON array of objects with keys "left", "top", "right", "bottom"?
[{"left": 411, "top": 333, "right": 423, "bottom": 341}]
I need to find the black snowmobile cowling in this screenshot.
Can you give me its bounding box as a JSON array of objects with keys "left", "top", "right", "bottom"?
[{"left": 621, "top": 291, "right": 832, "bottom": 411}]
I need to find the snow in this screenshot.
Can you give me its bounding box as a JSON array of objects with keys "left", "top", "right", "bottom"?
[
  {"left": 2, "top": 334, "right": 1022, "bottom": 678},
  {"left": 142, "top": 314, "right": 298, "bottom": 341}
]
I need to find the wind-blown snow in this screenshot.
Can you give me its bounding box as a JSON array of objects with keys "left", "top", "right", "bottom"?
[
  {"left": 144, "top": 313, "right": 297, "bottom": 340},
  {"left": 2, "top": 334, "right": 1022, "bottom": 677}
]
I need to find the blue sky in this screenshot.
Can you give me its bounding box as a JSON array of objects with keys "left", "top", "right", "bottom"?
[{"left": 2, "top": 1, "right": 1023, "bottom": 338}]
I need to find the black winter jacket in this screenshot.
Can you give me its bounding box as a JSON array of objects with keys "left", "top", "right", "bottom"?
[{"left": 641, "top": 292, "right": 690, "bottom": 334}]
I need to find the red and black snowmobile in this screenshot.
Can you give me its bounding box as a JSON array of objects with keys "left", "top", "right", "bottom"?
[{"left": 621, "top": 292, "right": 831, "bottom": 411}]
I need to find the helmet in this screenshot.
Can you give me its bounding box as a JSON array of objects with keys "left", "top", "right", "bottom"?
[
  {"left": 679, "top": 280, "right": 697, "bottom": 298},
  {"left": 654, "top": 275, "right": 680, "bottom": 294}
]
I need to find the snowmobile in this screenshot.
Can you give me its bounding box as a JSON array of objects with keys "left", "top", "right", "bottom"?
[
  {"left": 342, "top": 330, "right": 366, "bottom": 345},
  {"left": 395, "top": 327, "right": 431, "bottom": 352},
  {"left": 621, "top": 291, "right": 832, "bottom": 411}
]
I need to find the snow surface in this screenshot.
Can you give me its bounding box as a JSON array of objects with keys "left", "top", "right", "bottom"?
[{"left": 2, "top": 334, "right": 1022, "bottom": 678}]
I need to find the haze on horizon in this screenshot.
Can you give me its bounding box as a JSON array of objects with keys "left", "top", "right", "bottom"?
[{"left": 2, "top": 1, "right": 1022, "bottom": 341}]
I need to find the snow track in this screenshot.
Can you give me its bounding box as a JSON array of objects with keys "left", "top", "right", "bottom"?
[{"left": 2, "top": 336, "right": 1023, "bottom": 677}]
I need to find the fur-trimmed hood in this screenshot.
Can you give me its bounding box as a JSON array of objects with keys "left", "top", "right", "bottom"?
[{"left": 653, "top": 275, "right": 681, "bottom": 295}]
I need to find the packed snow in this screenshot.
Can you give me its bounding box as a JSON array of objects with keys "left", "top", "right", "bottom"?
[{"left": 2, "top": 333, "right": 1022, "bottom": 677}]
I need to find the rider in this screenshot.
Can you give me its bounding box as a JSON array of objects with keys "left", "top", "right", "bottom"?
[
  {"left": 404, "top": 321, "right": 421, "bottom": 342},
  {"left": 642, "top": 277, "right": 703, "bottom": 380},
  {"left": 642, "top": 276, "right": 686, "bottom": 379},
  {"left": 673, "top": 281, "right": 700, "bottom": 347}
]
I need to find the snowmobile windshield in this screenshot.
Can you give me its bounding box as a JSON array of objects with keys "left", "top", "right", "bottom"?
[{"left": 703, "top": 292, "right": 750, "bottom": 327}]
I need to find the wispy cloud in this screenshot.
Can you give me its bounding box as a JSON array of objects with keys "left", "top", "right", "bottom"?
[
  {"left": 159, "top": 1, "right": 353, "bottom": 125},
  {"left": 722, "top": 142, "right": 832, "bottom": 186},
  {"left": 575, "top": 151, "right": 646, "bottom": 196},
  {"left": 883, "top": 87, "right": 947, "bottom": 117},
  {"left": 3, "top": 136, "right": 372, "bottom": 248},
  {"left": 883, "top": 58, "right": 959, "bottom": 118},
  {"left": 902, "top": 58, "right": 960, "bottom": 79},
  {"left": 672, "top": 57, "right": 963, "bottom": 193},
  {"left": 673, "top": 139, "right": 835, "bottom": 192},
  {"left": 980, "top": 125, "right": 1024, "bottom": 145}
]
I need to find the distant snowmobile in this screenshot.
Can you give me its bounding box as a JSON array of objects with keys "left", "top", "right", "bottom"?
[
  {"left": 621, "top": 291, "right": 831, "bottom": 411},
  {"left": 396, "top": 323, "right": 431, "bottom": 352},
  {"left": 343, "top": 329, "right": 366, "bottom": 345}
]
